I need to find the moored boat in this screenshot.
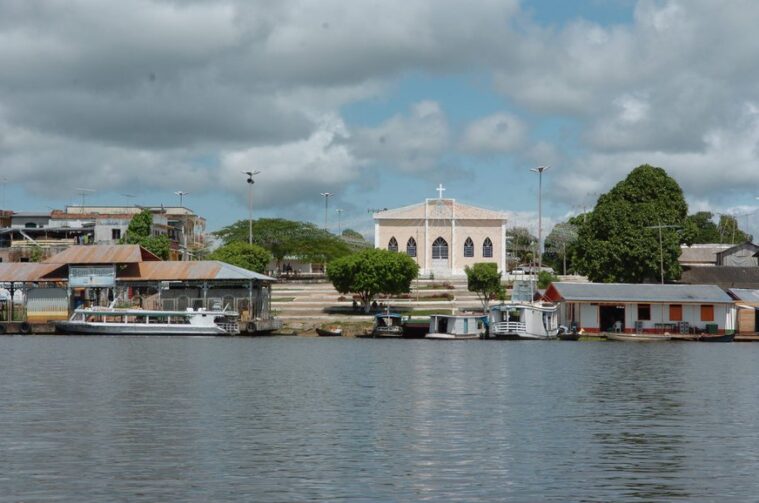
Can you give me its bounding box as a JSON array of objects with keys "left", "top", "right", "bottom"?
[
  {"left": 372, "top": 313, "right": 404, "bottom": 337},
  {"left": 607, "top": 333, "right": 671, "bottom": 342},
  {"left": 425, "top": 314, "right": 487, "bottom": 340},
  {"left": 698, "top": 332, "right": 735, "bottom": 342},
  {"left": 55, "top": 306, "right": 240, "bottom": 335},
  {"left": 487, "top": 301, "right": 559, "bottom": 340},
  {"left": 402, "top": 317, "right": 429, "bottom": 338},
  {"left": 316, "top": 327, "right": 343, "bottom": 337}
]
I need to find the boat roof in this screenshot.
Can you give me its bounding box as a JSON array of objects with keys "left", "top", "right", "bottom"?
[
  {"left": 430, "top": 314, "right": 487, "bottom": 319},
  {"left": 375, "top": 313, "right": 402, "bottom": 319},
  {"left": 74, "top": 308, "right": 238, "bottom": 316}
]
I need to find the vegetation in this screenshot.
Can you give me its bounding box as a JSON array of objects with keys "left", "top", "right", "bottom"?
[
  {"left": 121, "top": 209, "right": 171, "bottom": 259},
  {"left": 327, "top": 248, "right": 419, "bottom": 312},
  {"left": 29, "top": 244, "right": 44, "bottom": 263},
  {"left": 543, "top": 220, "right": 579, "bottom": 274},
  {"left": 465, "top": 262, "right": 504, "bottom": 310},
  {"left": 214, "top": 218, "right": 352, "bottom": 268},
  {"left": 537, "top": 270, "right": 559, "bottom": 289},
  {"left": 505, "top": 227, "right": 537, "bottom": 265},
  {"left": 683, "top": 211, "right": 752, "bottom": 244},
  {"left": 208, "top": 241, "right": 272, "bottom": 273},
  {"left": 572, "top": 164, "right": 688, "bottom": 283}
]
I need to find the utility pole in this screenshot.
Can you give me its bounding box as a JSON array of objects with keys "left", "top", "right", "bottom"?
[
  {"left": 529, "top": 166, "right": 551, "bottom": 270},
  {"left": 320, "top": 193, "right": 333, "bottom": 231},
  {"left": 646, "top": 222, "right": 680, "bottom": 284},
  {"left": 336, "top": 208, "right": 344, "bottom": 235},
  {"left": 242, "top": 171, "right": 260, "bottom": 245}
]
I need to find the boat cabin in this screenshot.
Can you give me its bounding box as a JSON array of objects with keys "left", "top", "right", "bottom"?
[
  {"left": 372, "top": 313, "right": 404, "bottom": 337},
  {"left": 488, "top": 302, "right": 559, "bottom": 339},
  {"left": 426, "top": 314, "right": 487, "bottom": 339}
]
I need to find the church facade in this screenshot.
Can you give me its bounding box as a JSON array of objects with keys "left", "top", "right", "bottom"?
[{"left": 373, "top": 191, "right": 508, "bottom": 278}]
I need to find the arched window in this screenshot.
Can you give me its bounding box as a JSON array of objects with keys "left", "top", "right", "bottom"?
[
  {"left": 432, "top": 237, "right": 448, "bottom": 260},
  {"left": 406, "top": 237, "right": 417, "bottom": 257},
  {"left": 388, "top": 237, "right": 398, "bottom": 252},
  {"left": 483, "top": 237, "right": 493, "bottom": 258},
  {"left": 463, "top": 237, "right": 474, "bottom": 257}
]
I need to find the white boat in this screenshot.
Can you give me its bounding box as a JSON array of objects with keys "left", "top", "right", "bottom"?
[
  {"left": 607, "top": 333, "right": 671, "bottom": 342},
  {"left": 55, "top": 306, "right": 241, "bottom": 335},
  {"left": 372, "top": 313, "right": 404, "bottom": 338},
  {"left": 425, "top": 314, "right": 487, "bottom": 340},
  {"left": 488, "top": 301, "right": 559, "bottom": 340}
]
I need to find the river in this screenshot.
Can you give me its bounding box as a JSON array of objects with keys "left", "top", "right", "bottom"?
[{"left": 0, "top": 336, "right": 757, "bottom": 501}]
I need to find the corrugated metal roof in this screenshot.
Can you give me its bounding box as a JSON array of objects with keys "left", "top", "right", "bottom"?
[
  {"left": 44, "top": 245, "right": 161, "bottom": 264},
  {"left": 0, "top": 263, "right": 65, "bottom": 282},
  {"left": 728, "top": 289, "right": 759, "bottom": 302},
  {"left": 679, "top": 245, "right": 731, "bottom": 264},
  {"left": 119, "top": 261, "right": 275, "bottom": 281},
  {"left": 549, "top": 282, "right": 732, "bottom": 303},
  {"left": 679, "top": 267, "right": 759, "bottom": 289}
]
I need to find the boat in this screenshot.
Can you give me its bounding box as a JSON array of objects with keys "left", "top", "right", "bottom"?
[
  {"left": 316, "top": 327, "right": 343, "bottom": 337},
  {"left": 606, "top": 333, "right": 671, "bottom": 342},
  {"left": 487, "top": 301, "right": 560, "bottom": 340},
  {"left": 425, "top": 314, "right": 487, "bottom": 340},
  {"left": 698, "top": 332, "right": 735, "bottom": 342},
  {"left": 55, "top": 306, "right": 240, "bottom": 335},
  {"left": 372, "top": 313, "right": 404, "bottom": 337},
  {"left": 402, "top": 317, "right": 429, "bottom": 338},
  {"left": 557, "top": 327, "right": 580, "bottom": 341}
]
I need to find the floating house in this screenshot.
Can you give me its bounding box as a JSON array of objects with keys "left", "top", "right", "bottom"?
[
  {"left": 544, "top": 282, "right": 736, "bottom": 334},
  {"left": 0, "top": 245, "right": 279, "bottom": 333},
  {"left": 727, "top": 289, "right": 759, "bottom": 335}
]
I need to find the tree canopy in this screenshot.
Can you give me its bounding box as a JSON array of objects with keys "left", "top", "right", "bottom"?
[
  {"left": 543, "top": 221, "right": 579, "bottom": 274},
  {"left": 208, "top": 242, "right": 272, "bottom": 273},
  {"left": 121, "top": 209, "right": 170, "bottom": 260},
  {"left": 214, "top": 218, "right": 352, "bottom": 265},
  {"left": 327, "top": 248, "right": 418, "bottom": 312},
  {"left": 572, "top": 164, "right": 688, "bottom": 283},
  {"left": 465, "top": 262, "right": 504, "bottom": 311},
  {"left": 505, "top": 227, "right": 537, "bottom": 266},
  {"left": 683, "top": 211, "right": 752, "bottom": 244}
]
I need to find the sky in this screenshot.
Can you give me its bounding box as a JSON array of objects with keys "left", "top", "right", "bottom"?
[{"left": 2, "top": 0, "right": 759, "bottom": 239}]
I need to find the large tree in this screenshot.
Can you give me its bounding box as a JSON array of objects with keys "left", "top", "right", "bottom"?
[
  {"left": 208, "top": 242, "right": 272, "bottom": 273},
  {"left": 121, "top": 209, "right": 170, "bottom": 260},
  {"left": 214, "top": 218, "right": 352, "bottom": 267},
  {"left": 717, "top": 214, "right": 753, "bottom": 244},
  {"left": 327, "top": 248, "right": 418, "bottom": 312},
  {"left": 465, "top": 262, "right": 504, "bottom": 311},
  {"left": 543, "top": 221, "right": 579, "bottom": 274},
  {"left": 505, "top": 227, "right": 537, "bottom": 266},
  {"left": 573, "top": 165, "right": 688, "bottom": 283}
]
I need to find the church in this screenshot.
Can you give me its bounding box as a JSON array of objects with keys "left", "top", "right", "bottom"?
[{"left": 373, "top": 185, "right": 509, "bottom": 278}]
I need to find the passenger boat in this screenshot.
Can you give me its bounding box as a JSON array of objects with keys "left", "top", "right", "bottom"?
[
  {"left": 402, "top": 317, "right": 429, "bottom": 338},
  {"left": 316, "top": 327, "right": 343, "bottom": 337},
  {"left": 606, "top": 333, "right": 671, "bottom": 342},
  {"left": 487, "top": 302, "right": 559, "bottom": 340},
  {"left": 55, "top": 307, "right": 241, "bottom": 335},
  {"left": 425, "top": 314, "right": 487, "bottom": 340},
  {"left": 698, "top": 332, "right": 735, "bottom": 342},
  {"left": 372, "top": 313, "right": 404, "bottom": 337}
]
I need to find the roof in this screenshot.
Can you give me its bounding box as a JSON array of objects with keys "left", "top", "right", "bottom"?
[
  {"left": 679, "top": 267, "right": 759, "bottom": 289},
  {"left": 547, "top": 282, "right": 732, "bottom": 303},
  {"left": 716, "top": 242, "right": 759, "bottom": 259},
  {"left": 0, "top": 263, "right": 65, "bottom": 282},
  {"left": 44, "top": 245, "right": 161, "bottom": 264},
  {"left": 374, "top": 199, "right": 508, "bottom": 221},
  {"left": 728, "top": 289, "right": 759, "bottom": 302},
  {"left": 118, "top": 261, "right": 275, "bottom": 281},
  {"left": 679, "top": 244, "right": 732, "bottom": 265}
]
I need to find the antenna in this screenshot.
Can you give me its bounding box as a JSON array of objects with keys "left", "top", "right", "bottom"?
[
  {"left": 174, "top": 191, "right": 189, "bottom": 207},
  {"left": 74, "top": 187, "right": 95, "bottom": 208}
]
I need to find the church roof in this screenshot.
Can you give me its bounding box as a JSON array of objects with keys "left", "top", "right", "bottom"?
[{"left": 374, "top": 199, "right": 508, "bottom": 221}]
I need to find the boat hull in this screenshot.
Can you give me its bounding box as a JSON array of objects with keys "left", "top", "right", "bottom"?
[
  {"left": 425, "top": 333, "right": 481, "bottom": 340},
  {"left": 607, "top": 333, "right": 672, "bottom": 342},
  {"left": 316, "top": 328, "right": 343, "bottom": 337},
  {"left": 698, "top": 333, "right": 735, "bottom": 342},
  {"left": 55, "top": 321, "right": 228, "bottom": 336}
]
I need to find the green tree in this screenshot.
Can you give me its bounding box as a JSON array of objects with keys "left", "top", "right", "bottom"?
[
  {"left": 465, "top": 262, "right": 504, "bottom": 311},
  {"left": 505, "top": 227, "right": 537, "bottom": 266},
  {"left": 120, "top": 209, "right": 170, "bottom": 259},
  {"left": 683, "top": 211, "right": 721, "bottom": 244},
  {"left": 209, "top": 241, "right": 272, "bottom": 273},
  {"left": 543, "top": 221, "right": 579, "bottom": 274},
  {"left": 214, "top": 218, "right": 351, "bottom": 268},
  {"left": 327, "top": 248, "right": 418, "bottom": 312},
  {"left": 537, "top": 270, "right": 559, "bottom": 289},
  {"left": 717, "top": 214, "right": 753, "bottom": 244},
  {"left": 573, "top": 164, "right": 688, "bottom": 283},
  {"left": 341, "top": 229, "right": 364, "bottom": 240}
]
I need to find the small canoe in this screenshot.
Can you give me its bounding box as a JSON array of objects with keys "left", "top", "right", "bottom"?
[
  {"left": 698, "top": 332, "right": 735, "bottom": 342},
  {"left": 607, "top": 333, "right": 671, "bottom": 342},
  {"left": 316, "top": 327, "right": 343, "bottom": 337},
  {"left": 558, "top": 331, "right": 580, "bottom": 341}
]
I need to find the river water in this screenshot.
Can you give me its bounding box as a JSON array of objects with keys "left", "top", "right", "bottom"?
[{"left": 0, "top": 336, "right": 757, "bottom": 502}]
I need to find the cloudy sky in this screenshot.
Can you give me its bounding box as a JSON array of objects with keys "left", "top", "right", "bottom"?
[{"left": 2, "top": 0, "right": 759, "bottom": 237}]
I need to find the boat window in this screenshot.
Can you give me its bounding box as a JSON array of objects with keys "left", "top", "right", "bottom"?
[
  {"left": 463, "top": 237, "right": 474, "bottom": 257},
  {"left": 432, "top": 237, "right": 448, "bottom": 259},
  {"left": 388, "top": 237, "right": 398, "bottom": 252},
  {"left": 483, "top": 237, "right": 493, "bottom": 258},
  {"left": 406, "top": 237, "right": 417, "bottom": 257}
]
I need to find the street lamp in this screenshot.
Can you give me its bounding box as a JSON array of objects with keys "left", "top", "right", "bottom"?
[
  {"left": 320, "top": 192, "right": 333, "bottom": 231},
  {"left": 174, "top": 191, "right": 189, "bottom": 207},
  {"left": 243, "top": 171, "right": 261, "bottom": 245},
  {"left": 336, "top": 208, "right": 344, "bottom": 235},
  {"left": 529, "top": 166, "right": 551, "bottom": 270}
]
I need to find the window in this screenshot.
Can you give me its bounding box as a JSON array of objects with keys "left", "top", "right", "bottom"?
[
  {"left": 637, "top": 304, "right": 651, "bottom": 321},
  {"left": 24, "top": 223, "right": 37, "bottom": 229},
  {"left": 432, "top": 237, "right": 448, "bottom": 259},
  {"left": 463, "top": 237, "right": 474, "bottom": 257},
  {"left": 388, "top": 237, "right": 398, "bottom": 252},
  {"left": 701, "top": 305, "right": 714, "bottom": 322},
  {"left": 406, "top": 237, "right": 416, "bottom": 257},
  {"left": 483, "top": 237, "right": 493, "bottom": 258},
  {"left": 669, "top": 304, "right": 683, "bottom": 321},
  {"left": 112, "top": 228, "right": 121, "bottom": 240}
]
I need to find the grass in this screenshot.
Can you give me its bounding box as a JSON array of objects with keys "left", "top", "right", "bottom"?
[{"left": 409, "top": 309, "right": 454, "bottom": 316}]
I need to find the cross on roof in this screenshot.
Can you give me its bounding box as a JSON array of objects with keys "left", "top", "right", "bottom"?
[{"left": 436, "top": 183, "right": 446, "bottom": 199}]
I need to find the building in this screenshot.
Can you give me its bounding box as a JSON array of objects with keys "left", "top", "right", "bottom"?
[
  {"left": 0, "top": 245, "right": 278, "bottom": 333},
  {"left": 678, "top": 242, "right": 759, "bottom": 289},
  {"left": 544, "top": 282, "right": 736, "bottom": 334},
  {"left": 679, "top": 244, "right": 733, "bottom": 267},
  {"left": 373, "top": 186, "right": 508, "bottom": 278},
  {"left": 727, "top": 289, "right": 759, "bottom": 335}
]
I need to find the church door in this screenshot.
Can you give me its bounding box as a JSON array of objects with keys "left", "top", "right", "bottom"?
[{"left": 431, "top": 237, "right": 449, "bottom": 275}]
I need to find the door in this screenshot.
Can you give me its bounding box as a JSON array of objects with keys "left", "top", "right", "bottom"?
[{"left": 599, "top": 305, "right": 625, "bottom": 332}]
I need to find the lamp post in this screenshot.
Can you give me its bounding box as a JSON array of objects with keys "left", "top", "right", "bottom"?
[
  {"left": 529, "top": 166, "right": 551, "bottom": 270},
  {"left": 336, "top": 208, "right": 344, "bottom": 235},
  {"left": 646, "top": 222, "right": 680, "bottom": 284},
  {"left": 320, "top": 192, "right": 333, "bottom": 231},
  {"left": 174, "top": 191, "right": 188, "bottom": 208},
  {"left": 243, "top": 171, "right": 261, "bottom": 245}
]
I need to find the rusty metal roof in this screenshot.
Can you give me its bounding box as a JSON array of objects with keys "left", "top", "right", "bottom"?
[
  {"left": 0, "top": 263, "right": 65, "bottom": 282},
  {"left": 44, "top": 245, "right": 161, "bottom": 264},
  {"left": 118, "top": 261, "right": 275, "bottom": 281}
]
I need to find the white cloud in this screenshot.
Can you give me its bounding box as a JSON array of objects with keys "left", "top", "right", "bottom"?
[{"left": 460, "top": 113, "right": 527, "bottom": 154}]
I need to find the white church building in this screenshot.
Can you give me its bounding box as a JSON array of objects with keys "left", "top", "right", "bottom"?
[{"left": 373, "top": 186, "right": 509, "bottom": 278}]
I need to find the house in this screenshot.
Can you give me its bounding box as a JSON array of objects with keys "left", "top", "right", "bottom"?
[
  {"left": 715, "top": 242, "right": 759, "bottom": 266},
  {"left": 544, "top": 282, "right": 736, "bottom": 334},
  {"left": 679, "top": 244, "right": 733, "bottom": 267},
  {"left": 679, "top": 267, "right": 759, "bottom": 290},
  {"left": 727, "top": 289, "right": 759, "bottom": 335}
]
